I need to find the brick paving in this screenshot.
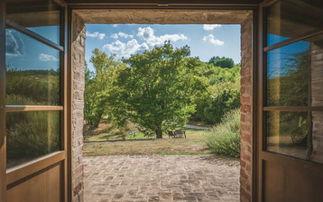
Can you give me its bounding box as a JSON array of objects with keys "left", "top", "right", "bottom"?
[{"left": 84, "top": 155, "right": 240, "bottom": 202}]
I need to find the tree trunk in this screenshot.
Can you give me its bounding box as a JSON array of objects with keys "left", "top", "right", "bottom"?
[{"left": 155, "top": 128, "right": 163, "bottom": 139}]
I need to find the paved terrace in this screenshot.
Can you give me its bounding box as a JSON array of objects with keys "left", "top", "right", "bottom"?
[{"left": 84, "top": 155, "right": 240, "bottom": 202}]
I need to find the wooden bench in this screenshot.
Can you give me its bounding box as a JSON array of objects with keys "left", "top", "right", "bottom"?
[{"left": 168, "top": 129, "right": 186, "bottom": 139}]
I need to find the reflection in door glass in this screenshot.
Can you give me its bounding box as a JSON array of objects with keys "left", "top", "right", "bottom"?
[
  {"left": 6, "top": 111, "right": 61, "bottom": 168},
  {"left": 266, "top": 0, "right": 323, "bottom": 46},
  {"left": 6, "top": 0, "right": 61, "bottom": 44},
  {"left": 266, "top": 111, "right": 308, "bottom": 159},
  {"left": 266, "top": 41, "right": 309, "bottom": 106},
  {"left": 5, "top": 29, "right": 61, "bottom": 105}
]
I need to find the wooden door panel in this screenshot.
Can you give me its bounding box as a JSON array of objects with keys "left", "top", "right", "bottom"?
[
  {"left": 263, "top": 159, "right": 323, "bottom": 202},
  {"left": 7, "top": 163, "right": 62, "bottom": 202}
]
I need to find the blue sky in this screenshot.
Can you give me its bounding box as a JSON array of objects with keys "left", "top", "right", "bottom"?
[
  {"left": 6, "top": 29, "right": 60, "bottom": 71},
  {"left": 86, "top": 24, "right": 241, "bottom": 71}
]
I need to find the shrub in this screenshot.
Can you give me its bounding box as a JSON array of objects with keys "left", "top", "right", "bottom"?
[
  {"left": 206, "top": 109, "right": 240, "bottom": 158},
  {"left": 192, "top": 81, "right": 240, "bottom": 124}
]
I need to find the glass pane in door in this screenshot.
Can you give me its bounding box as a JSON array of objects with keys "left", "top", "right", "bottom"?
[
  {"left": 6, "top": 0, "right": 61, "bottom": 44},
  {"left": 5, "top": 29, "right": 61, "bottom": 105},
  {"left": 266, "top": 0, "right": 323, "bottom": 46},
  {"left": 266, "top": 111, "right": 309, "bottom": 159},
  {"left": 6, "top": 111, "right": 61, "bottom": 168}
]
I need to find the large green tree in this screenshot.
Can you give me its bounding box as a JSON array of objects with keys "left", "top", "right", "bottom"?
[{"left": 107, "top": 43, "right": 198, "bottom": 138}]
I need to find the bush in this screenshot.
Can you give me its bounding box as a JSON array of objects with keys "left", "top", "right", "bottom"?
[
  {"left": 206, "top": 109, "right": 240, "bottom": 158},
  {"left": 192, "top": 80, "right": 240, "bottom": 124}
]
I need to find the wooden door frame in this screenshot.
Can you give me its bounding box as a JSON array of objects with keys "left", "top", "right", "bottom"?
[
  {"left": 0, "top": 1, "right": 7, "bottom": 202},
  {"left": 0, "top": 2, "right": 261, "bottom": 201},
  {"left": 67, "top": 3, "right": 260, "bottom": 202},
  {"left": 0, "top": 1, "right": 69, "bottom": 201},
  {"left": 256, "top": 0, "right": 323, "bottom": 200}
]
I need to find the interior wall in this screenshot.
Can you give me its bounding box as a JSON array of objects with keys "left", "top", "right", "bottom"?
[{"left": 70, "top": 9, "right": 255, "bottom": 202}]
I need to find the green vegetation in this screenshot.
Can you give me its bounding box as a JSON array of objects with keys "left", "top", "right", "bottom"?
[
  {"left": 105, "top": 43, "right": 199, "bottom": 138},
  {"left": 85, "top": 42, "right": 240, "bottom": 139},
  {"left": 6, "top": 111, "right": 60, "bottom": 167},
  {"left": 84, "top": 120, "right": 149, "bottom": 141},
  {"left": 5, "top": 69, "right": 61, "bottom": 167},
  {"left": 208, "top": 56, "right": 235, "bottom": 68},
  {"left": 6, "top": 69, "right": 60, "bottom": 105},
  {"left": 206, "top": 109, "right": 240, "bottom": 158},
  {"left": 83, "top": 129, "right": 211, "bottom": 156}
]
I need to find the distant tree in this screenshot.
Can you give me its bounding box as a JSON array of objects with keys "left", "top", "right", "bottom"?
[
  {"left": 208, "top": 56, "right": 235, "bottom": 68},
  {"left": 107, "top": 43, "right": 198, "bottom": 138}
]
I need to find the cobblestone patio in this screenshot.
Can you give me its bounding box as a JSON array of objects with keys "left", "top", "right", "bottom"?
[{"left": 84, "top": 155, "right": 240, "bottom": 202}]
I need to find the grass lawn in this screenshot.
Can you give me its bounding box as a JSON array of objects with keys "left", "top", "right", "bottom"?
[{"left": 83, "top": 129, "right": 212, "bottom": 156}]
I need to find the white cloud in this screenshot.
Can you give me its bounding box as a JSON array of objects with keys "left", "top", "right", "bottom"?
[
  {"left": 111, "top": 32, "right": 134, "bottom": 39},
  {"left": 112, "top": 24, "right": 119, "bottom": 27},
  {"left": 6, "top": 30, "right": 24, "bottom": 57},
  {"left": 39, "top": 53, "right": 58, "bottom": 62},
  {"left": 203, "top": 34, "right": 224, "bottom": 46},
  {"left": 86, "top": 31, "right": 106, "bottom": 40},
  {"left": 203, "top": 24, "right": 222, "bottom": 31},
  {"left": 103, "top": 26, "right": 188, "bottom": 58},
  {"left": 137, "top": 26, "right": 187, "bottom": 47},
  {"left": 103, "top": 39, "right": 149, "bottom": 58}
]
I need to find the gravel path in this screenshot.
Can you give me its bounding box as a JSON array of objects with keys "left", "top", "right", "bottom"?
[
  {"left": 184, "top": 125, "right": 211, "bottom": 130},
  {"left": 84, "top": 155, "right": 240, "bottom": 202}
]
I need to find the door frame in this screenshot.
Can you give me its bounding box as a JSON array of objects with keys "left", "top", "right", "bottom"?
[
  {"left": 256, "top": 0, "right": 323, "bottom": 201},
  {"left": 0, "top": 1, "right": 6, "bottom": 202},
  {"left": 0, "top": 0, "right": 70, "bottom": 201},
  {"left": 0, "top": 1, "right": 261, "bottom": 201},
  {"left": 67, "top": 3, "right": 260, "bottom": 202}
]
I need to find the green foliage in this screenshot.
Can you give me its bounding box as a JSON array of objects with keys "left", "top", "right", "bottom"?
[
  {"left": 85, "top": 44, "right": 240, "bottom": 138},
  {"left": 84, "top": 49, "right": 126, "bottom": 127},
  {"left": 7, "top": 111, "right": 60, "bottom": 165},
  {"left": 6, "top": 69, "right": 60, "bottom": 105},
  {"left": 208, "top": 56, "right": 235, "bottom": 68},
  {"left": 191, "top": 65, "right": 240, "bottom": 124},
  {"left": 106, "top": 43, "right": 198, "bottom": 138},
  {"left": 5, "top": 67, "right": 60, "bottom": 167},
  {"left": 206, "top": 109, "right": 240, "bottom": 158}
]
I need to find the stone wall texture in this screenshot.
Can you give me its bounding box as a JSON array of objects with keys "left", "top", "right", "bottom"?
[
  {"left": 311, "top": 43, "right": 323, "bottom": 163},
  {"left": 71, "top": 13, "right": 86, "bottom": 202},
  {"left": 240, "top": 13, "right": 253, "bottom": 202}
]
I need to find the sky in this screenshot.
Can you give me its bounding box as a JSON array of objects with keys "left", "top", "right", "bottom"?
[
  {"left": 6, "top": 28, "right": 60, "bottom": 71},
  {"left": 85, "top": 24, "right": 241, "bottom": 71},
  {"left": 5, "top": 24, "right": 307, "bottom": 80}
]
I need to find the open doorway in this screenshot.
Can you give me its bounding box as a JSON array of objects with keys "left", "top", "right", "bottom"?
[
  {"left": 83, "top": 23, "right": 241, "bottom": 201},
  {"left": 70, "top": 9, "right": 254, "bottom": 202}
]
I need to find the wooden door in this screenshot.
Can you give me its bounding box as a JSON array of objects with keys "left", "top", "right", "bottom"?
[
  {"left": 0, "top": 0, "right": 68, "bottom": 201},
  {"left": 257, "top": 0, "right": 323, "bottom": 201}
]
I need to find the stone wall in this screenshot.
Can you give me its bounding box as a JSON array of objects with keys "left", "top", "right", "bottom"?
[
  {"left": 311, "top": 43, "right": 323, "bottom": 163},
  {"left": 240, "top": 13, "right": 253, "bottom": 202},
  {"left": 71, "top": 13, "right": 86, "bottom": 202}
]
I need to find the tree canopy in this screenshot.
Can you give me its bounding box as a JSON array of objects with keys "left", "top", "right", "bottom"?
[
  {"left": 105, "top": 43, "right": 200, "bottom": 138},
  {"left": 85, "top": 43, "right": 240, "bottom": 138},
  {"left": 208, "top": 56, "right": 235, "bottom": 68}
]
